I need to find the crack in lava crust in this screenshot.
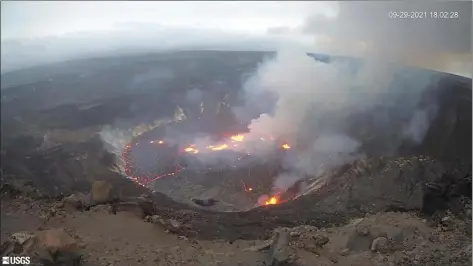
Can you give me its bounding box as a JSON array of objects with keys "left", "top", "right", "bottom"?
[{"left": 122, "top": 140, "right": 185, "bottom": 187}]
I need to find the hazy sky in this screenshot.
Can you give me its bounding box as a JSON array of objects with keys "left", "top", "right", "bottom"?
[
  {"left": 1, "top": 1, "right": 334, "bottom": 39},
  {"left": 1, "top": 1, "right": 471, "bottom": 76}
]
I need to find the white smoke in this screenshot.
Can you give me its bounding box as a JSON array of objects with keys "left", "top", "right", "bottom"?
[
  {"left": 235, "top": 49, "right": 439, "bottom": 192},
  {"left": 273, "top": 173, "right": 301, "bottom": 192},
  {"left": 403, "top": 105, "right": 439, "bottom": 144},
  {"left": 99, "top": 125, "right": 133, "bottom": 155}
]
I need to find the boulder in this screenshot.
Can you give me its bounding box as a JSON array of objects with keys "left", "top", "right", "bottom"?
[
  {"left": 192, "top": 198, "right": 218, "bottom": 207},
  {"left": 113, "top": 196, "right": 155, "bottom": 218},
  {"left": 63, "top": 193, "right": 93, "bottom": 210},
  {"left": 313, "top": 233, "right": 329, "bottom": 247},
  {"left": 34, "top": 228, "right": 78, "bottom": 254},
  {"left": 268, "top": 230, "right": 290, "bottom": 266},
  {"left": 356, "top": 225, "right": 370, "bottom": 236},
  {"left": 371, "top": 237, "right": 388, "bottom": 252},
  {"left": 90, "top": 181, "right": 113, "bottom": 204},
  {"left": 10, "top": 232, "right": 35, "bottom": 245},
  {"left": 2, "top": 229, "right": 82, "bottom": 265}
]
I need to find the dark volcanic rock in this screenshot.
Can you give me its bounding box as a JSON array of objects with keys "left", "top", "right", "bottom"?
[
  {"left": 159, "top": 155, "right": 454, "bottom": 240},
  {"left": 192, "top": 198, "right": 218, "bottom": 207}
]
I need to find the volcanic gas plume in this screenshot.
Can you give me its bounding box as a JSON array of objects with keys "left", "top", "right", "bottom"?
[
  {"left": 231, "top": 50, "right": 440, "bottom": 195},
  {"left": 100, "top": 50, "right": 441, "bottom": 208}
]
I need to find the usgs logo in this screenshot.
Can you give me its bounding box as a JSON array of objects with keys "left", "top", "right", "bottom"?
[{"left": 2, "top": 257, "right": 30, "bottom": 265}]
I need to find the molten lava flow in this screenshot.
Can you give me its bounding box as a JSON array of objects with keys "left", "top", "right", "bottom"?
[
  {"left": 148, "top": 164, "right": 185, "bottom": 182},
  {"left": 122, "top": 132, "right": 294, "bottom": 206},
  {"left": 230, "top": 134, "right": 245, "bottom": 142},
  {"left": 122, "top": 143, "right": 134, "bottom": 176},
  {"left": 207, "top": 144, "right": 228, "bottom": 151},
  {"left": 264, "top": 195, "right": 279, "bottom": 205},
  {"left": 184, "top": 147, "right": 199, "bottom": 154}
]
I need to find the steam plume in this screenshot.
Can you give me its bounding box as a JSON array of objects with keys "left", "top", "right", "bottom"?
[{"left": 234, "top": 49, "right": 440, "bottom": 192}]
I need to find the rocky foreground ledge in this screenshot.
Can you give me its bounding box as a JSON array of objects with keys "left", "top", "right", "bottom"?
[
  {"left": 1, "top": 154, "right": 471, "bottom": 265},
  {"left": 1, "top": 180, "right": 471, "bottom": 266},
  {"left": 2, "top": 155, "right": 471, "bottom": 240}
]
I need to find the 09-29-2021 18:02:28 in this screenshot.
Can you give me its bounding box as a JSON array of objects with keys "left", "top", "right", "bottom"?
[{"left": 388, "top": 11, "right": 459, "bottom": 19}]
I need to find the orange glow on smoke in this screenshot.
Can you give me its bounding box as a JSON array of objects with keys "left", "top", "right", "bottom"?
[
  {"left": 264, "top": 196, "right": 279, "bottom": 205},
  {"left": 282, "top": 144, "right": 291, "bottom": 149},
  {"left": 230, "top": 134, "right": 245, "bottom": 142}
]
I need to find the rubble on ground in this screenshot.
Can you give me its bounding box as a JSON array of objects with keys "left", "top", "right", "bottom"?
[
  {"left": 63, "top": 192, "right": 93, "bottom": 211},
  {"left": 0, "top": 179, "right": 43, "bottom": 199},
  {"left": 1, "top": 179, "right": 471, "bottom": 266},
  {"left": 245, "top": 211, "right": 472, "bottom": 266},
  {"left": 1, "top": 228, "right": 82, "bottom": 266}
]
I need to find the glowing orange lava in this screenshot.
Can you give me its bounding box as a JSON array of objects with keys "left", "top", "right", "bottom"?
[
  {"left": 207, "top": 144, "right": 228, "bottom": 151},
  {"left": 122, "top": 133, "right": 293, "bottom": 206},
  {"left": 230, "top": 134, "right": 245, "bottom": 142},
  {"left": 264, "top": 196, "right": 279, "bottom": 205},
  {"left": 184, "top": 147, "right": 199, "bottom": 154}
]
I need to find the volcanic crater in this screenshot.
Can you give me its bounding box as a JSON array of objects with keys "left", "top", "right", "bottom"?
[{"left": 1, "top": 51, "right": 471, "bottom": 240}]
